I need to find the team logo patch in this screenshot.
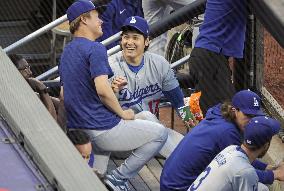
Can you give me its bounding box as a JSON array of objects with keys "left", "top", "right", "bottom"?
[
  {"left": 253, "top": 97, "right": 259, "bottom": 107},
  {"left": 130, "top": 17, "right": 136, "bottom": 24}
]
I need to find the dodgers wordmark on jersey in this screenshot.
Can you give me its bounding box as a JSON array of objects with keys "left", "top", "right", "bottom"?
[
  {"left": 188, "top": 145, "right": 258, "bottom": 191},
  {"left": 109, "top": 51, "right": 179, "bottom": 115}
]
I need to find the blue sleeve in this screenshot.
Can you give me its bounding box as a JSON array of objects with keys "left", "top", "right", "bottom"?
[
  {"left": 256, "top": 170, "right": 274, "bottom": 184},
  {"left": 252, "top": 160, "right": 268, "bottom": 170},
  {"left": 218, "top": 128, "right": 241, "bottom": 150},
  {"left": 137, "top": 1, "right": 144, "bottom": 17},
  {"left": 88, "top": 152, "right": 95, "bottom": 168},
  {"left": 89, "top": 43, "right": 113, "bottom": 79},
  {"left": 162, "top": 86, "right": 184, "bottom": 110}
]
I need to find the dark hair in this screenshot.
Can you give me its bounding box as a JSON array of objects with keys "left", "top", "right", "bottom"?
[
  {"left": 121, "top": 27, "right": 149, "bottom": 51},
  {"left": 8, "top": 54, "right": 23, "bottom": 68},
  {"left": 243, "top": 142, "right": 266, "bottom": 151},
  {"left": 67, "top": 130, "right": 90, "bottom": 145},
  {"left": 221, "top": 101, "right": 236, "bottom": 122}
]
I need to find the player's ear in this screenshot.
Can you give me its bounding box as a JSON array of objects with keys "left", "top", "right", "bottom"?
[
  {"left": 145, "top": 37, "right": 150, "bottom": 47},
  {"left": 80, "top": 16, "right": 88, "bottom": 25},
  {"left": 119, "top": 40, "right": 123, "bottom": 50}
]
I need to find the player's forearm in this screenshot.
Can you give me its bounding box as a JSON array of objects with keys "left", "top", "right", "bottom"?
[
  {"left": 39, "top": 93, "right": 57, "bottom": 120},
  {"left": 95, "top": 78, "right": 123, "bottom": 117},
  {"left": 256, "top": 169, "right": 274, "bottom": 185},
  {"left": 99, "top": 93, "right": 124, "bottom": 117},
  {"left": 163, "top": 86, "right": 184, "bottom": 111}
]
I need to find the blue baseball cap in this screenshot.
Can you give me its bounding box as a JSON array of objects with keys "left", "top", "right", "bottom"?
[
  {"left": 232, "top": 90, "right": 264, "bottom": 116},
  {"left": 121, "top": 16, "right": 149, "bottom": 36},
  {"left": 67, "top": 0, "right": 106, "bottom": 23},
  {"left": 244, "top": 116, "right": 280, "bottom": 147}
]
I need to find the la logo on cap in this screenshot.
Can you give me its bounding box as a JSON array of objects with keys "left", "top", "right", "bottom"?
[
  {"left": 130, "top": 17, "right": 136, "bottom": 24},
  {"left": 253, "top": 97, "right": 259, "bottom": 107}
]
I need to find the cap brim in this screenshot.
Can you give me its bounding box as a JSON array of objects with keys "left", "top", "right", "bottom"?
[
  {"left": 121, "top": 25, "right": 145, "bottom": 35},
  {"left": 270, "top": 119, "right": 281, "bottom": 135},
  {"left": 242, "top": 109, "right": 265, "bottom": 116}
]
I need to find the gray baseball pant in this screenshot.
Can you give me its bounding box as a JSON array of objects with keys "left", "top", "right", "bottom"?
[
  {"left": 135, "top": 111, "right": 184, "bottom": 158},
  {"left": 85, "top": 112, "right": 168, "bottom": 179}
]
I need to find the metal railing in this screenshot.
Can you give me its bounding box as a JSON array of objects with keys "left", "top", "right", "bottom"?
[
  {"left": 4, "top": 15, "right": 68, "bottom": 53},
  {"left": 41, "top": 53, "right": 191, "bottom": 86},
  {"left": 3, "top": 0, "right": 205, "bottom": 80}
]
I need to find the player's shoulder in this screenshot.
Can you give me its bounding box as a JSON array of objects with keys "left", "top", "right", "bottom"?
[
  {"left": 92, "top": 41, "right": 106, "bottom": 50},
  {"left": 108, "top": 51, "right": 124, "bottom": 67},
  {"left": 144, "top": 51, "right": 168, "bottom": 61},
  {"left": 222, "top": 145, "right": 238, "bottom": 153},
  {"left": 233, "top": 158, "right": 256, "bottom": 179},
  {"left": 144, "top": 52, "right": 170, "bottom": 66}
]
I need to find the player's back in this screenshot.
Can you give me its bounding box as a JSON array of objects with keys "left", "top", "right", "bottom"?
[
  {"left": 160, "top": 104, "right": 241, "bottom": 190},
  {"left": 188, "top": 145, "right": 258, "bottom": 191}
]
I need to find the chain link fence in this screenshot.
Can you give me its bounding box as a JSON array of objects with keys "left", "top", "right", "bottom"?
[
  {"left": 0, "top": 1, "right": 73, "bottom": 97},
  {"left": 0, "top": 1, "right": 283, "bottom": 112},
  {"left": 263, "top": 28, "right": 284, "bottom": 109}
]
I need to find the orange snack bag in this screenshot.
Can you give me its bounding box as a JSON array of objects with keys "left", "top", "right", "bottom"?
[{"left": 184, "top": 91, "right": 204, "bottom": 121}]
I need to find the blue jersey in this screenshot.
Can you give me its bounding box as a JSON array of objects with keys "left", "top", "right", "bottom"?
[
  {"left": 195, "top": 0, "right": 247, "bottom": 58},
  {"left": 96, "top": 0, "right": 143, "bottom": 49},
  {"left": 160, "top": 104, "right": 241, "bottom": 191},
  {"left": 59, "top": 37, "right": 121, "bottom": 130}
]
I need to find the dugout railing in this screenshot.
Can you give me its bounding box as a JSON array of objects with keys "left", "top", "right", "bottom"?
[
  {"left": 1, "top": 0, "right": 284, "bottom": 189},
  {"left": 2, "top": 0, "right": 284, "bottom": 142},
  {"left": 0, "top": 1, "right": 206, "bottom": 190}
]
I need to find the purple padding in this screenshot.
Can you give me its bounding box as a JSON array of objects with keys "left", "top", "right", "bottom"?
[{"left": 0, "top": 121, "right": 49, "bottom": 191}]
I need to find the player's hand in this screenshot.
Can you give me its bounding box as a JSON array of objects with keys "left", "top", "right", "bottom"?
[
  {"left": 111, "top": 76, "right": 127, "bottom": 93},
  {"left": 184, "top": 119, "right": 197, "bottom": 128},
  {"left": 27, "top": 78, "right": 47, "bottom": 93},
  {"left": 273, "top": 162, "right": 284, "bottom": 181},
  {"left": 121, "top": 109, "right": 135, "bottom": 120},
  {"left": 177, "top": 105, "right": 197, "bottom": 128}
]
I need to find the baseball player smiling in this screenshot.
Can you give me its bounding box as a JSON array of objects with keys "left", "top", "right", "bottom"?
[{"left": 109, "top": 16, "right": 196, "bottom": 158}]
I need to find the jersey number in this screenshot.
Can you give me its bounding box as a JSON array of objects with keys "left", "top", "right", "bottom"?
[
  {"left": 189, "top": 167, "right": 211, "bottom": 191},
  {"left": 148, "top": 99, "right": 160, "bottom": 116}
]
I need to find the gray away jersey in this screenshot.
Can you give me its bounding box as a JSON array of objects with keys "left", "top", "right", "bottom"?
[
  {"left": 188, "top": 145, "right": 258, "bottom": 191},
  {"left": 109, "top": 51, "right": 179, "bottom": 115}
]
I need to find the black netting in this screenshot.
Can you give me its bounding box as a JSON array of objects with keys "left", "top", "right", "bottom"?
[{"left": 0, "top": 0, "right": 283, "bottom": 116}]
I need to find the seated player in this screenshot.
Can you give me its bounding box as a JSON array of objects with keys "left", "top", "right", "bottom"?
[
  {"left": 160, "top": 90, "right": 284, "bottom": 190},
  {"left": 188, "top": 116, "right": 283, "bottom": 191},
  {"left": 109, "top": 16, "right": 197, "bottom": 159}
]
